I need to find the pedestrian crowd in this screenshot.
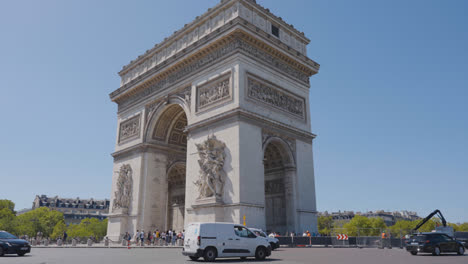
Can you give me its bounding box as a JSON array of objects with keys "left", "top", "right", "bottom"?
[{"left": 122, "top": 229, "right": 184, "bottom": 246}]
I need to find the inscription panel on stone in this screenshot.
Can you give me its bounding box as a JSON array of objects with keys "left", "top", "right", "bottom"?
[
  {"left": 119, "top": 114, "right": 141, "bottom": 143},
  {"left": 246, "top": 74, "right": 306, "bottom": 120},
  {"left": 196, "top": 73, "right": 232, "bottom": 112}
]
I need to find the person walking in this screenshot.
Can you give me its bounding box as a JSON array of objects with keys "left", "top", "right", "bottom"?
[
  {"left": 63, "top": 231, "right": 68, "bottom": 245},
  {"left": 156, "top": 229, "right": 160, "bottom": 245},
  {"left": 172, "top": 231, "right": 177, "bottom": 246},
  {"left": 140, "top": 230, "right": 145, "bottom": 246},
  {"left": 152, "top": 231, "right": 156, "bottom": 245},
  {"left": 135, "top": 230, "right": 140, "bottom": 245},
  {"left": 161, "top": 231, "right": 167, "bottom": 246}
]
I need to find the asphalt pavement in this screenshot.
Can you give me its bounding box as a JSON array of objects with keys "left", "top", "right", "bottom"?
[{"left": 1, "top": 247, "right": 467, "bottom": 264}]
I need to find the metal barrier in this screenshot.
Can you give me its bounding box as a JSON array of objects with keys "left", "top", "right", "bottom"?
[
  {"left": 356, "top": 236, "right": 381, "bottom": 248},
  {"left": 277, "top": 235, "right": 409, "bottom": 249}
]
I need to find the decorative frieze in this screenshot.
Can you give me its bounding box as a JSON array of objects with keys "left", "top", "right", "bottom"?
[
  {"left": 119, "top": 114, "right": 141, "bottom": 143},
  {"left": 247, "top": 74, "right": 306, "bottom": 119},
  {"left": 196, "top": 73, "right": 231, "bottom": 112},
  {"left": 117, "top": 36, "right": 310, "bottom": 112},
  {"left": 118, "top": 1, "right": 308, "bottom": 86}
]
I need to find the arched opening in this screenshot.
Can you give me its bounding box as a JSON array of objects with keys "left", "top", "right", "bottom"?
[
  {"left": 148, "top": 103, "right": 188, "bottom": 232},
  {"left": 167, "top": 163, "right": 185, "bottom": 232},
  {"left": 263, "top": 139, "right": 294, "bottom": 234}
]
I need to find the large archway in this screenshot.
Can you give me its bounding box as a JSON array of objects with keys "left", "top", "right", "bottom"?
[
  {"left": 263, "top": 138, "right": 295, "bottom": 234},
  {"left": 167, "top": 163, "right": 185, "bottom": 232},
  {"left": 148, "top": 102, "right": 188, "bottom": 232}
]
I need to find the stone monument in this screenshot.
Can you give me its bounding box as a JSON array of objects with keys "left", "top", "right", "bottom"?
[{"left": 107, "top": 0, "right": 320, "bottom": 240}]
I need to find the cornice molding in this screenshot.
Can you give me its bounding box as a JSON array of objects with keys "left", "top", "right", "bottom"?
[
  {"left": 185, "top": 107, "right": 316, "bottom": 143},
  {"left": 119, "top": 0, "right": 311, "bottom": 79}
]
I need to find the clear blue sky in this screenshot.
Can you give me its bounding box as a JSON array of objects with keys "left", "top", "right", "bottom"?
[{"left": 0, "top": 0, "right": 467, "bottom": 222}]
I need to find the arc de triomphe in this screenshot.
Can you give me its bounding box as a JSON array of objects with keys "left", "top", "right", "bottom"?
[{"left": 107, "top": 0, "right": 320, "bottom": 240}]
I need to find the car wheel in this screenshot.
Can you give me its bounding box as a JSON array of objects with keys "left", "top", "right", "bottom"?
[
  {"left": 203, "top": 247, "right": 217, "bottom": 262},
  {"left": 270, "top": 242, "right": 275, "bottom": 250},
  {"left": 410, "top": 251, "right": 417, "bottom": 255},
  {"left": 255, "top": 247, "right": 267, "bottom": 260},
  {"left": 457, "top": 246, "right": 465, "bottom": 255},
  {"left": 189, "top": 256, "right": 199, "bottom": 261},
  {"left": 433, "top": 246, "right": 441, "bottom": 256},
  {"left": 0, "top": 247, "right": 3, "bottom": 257},
  {"left": 17, "top": 252, "right": 25, "bottom": 256}
]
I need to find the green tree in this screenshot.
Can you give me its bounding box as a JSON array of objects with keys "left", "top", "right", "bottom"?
[
  {"left": 389, "top": 220, "right": 415, "bottom": 236},
  {"left": 458, "top": 223, "right": 468, "bottom": 232},
  {"left": 15, "top": 207, "right": 64, "bottom": 238},
  {"left": 50, "top": 221, "right": 67, "bottom": 240},
  {"left": 369, "top": 218, "right": 387, "bottom": 236},
  {"left": 0, "top": 208, "right": 17, "bottom": 233},
  {"left": 317, "top": 216, "right": 333, "bottom": 236},
  {"left": 0, "top": 200, "right": 15, "bottom": 212},
  {"left": 342, "top": 215, "right": 373, "bottom": 236}
]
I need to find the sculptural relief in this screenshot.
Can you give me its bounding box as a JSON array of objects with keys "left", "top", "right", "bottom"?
[
  {"left": 112, "top": 164, "right": 133, "bottom": 212},
  {"left": 119, "top": 114, "right": 141, "bottom": 143},
  {"left": 197, "top": 75, "right": 231, "bottom": 111},
  {"left": 247, "top": 75, "right": 306, "bottom": 119},
  {"left": 194, "top": 135, "right": 226, "bottom": 199}
]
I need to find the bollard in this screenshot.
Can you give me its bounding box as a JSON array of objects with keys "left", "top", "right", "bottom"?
[
  {"left": 57, "top": 238, "right": 63, "bottom": 247},
  {"left": 87, "top": 238, "right": 93, "bottom": 247},
  {"left": 72, "top": 238, "right": 77, "bottom": 247},
  {"left": 44, "top": 239, "right": 49, "bottom": 246},
  {"left": 104, "top": 237, "right": 109, "bottom": 247}
]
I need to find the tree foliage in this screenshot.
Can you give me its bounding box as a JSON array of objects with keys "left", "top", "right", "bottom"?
[
  {"left": 318, "top": 216, "right": 333, "bottom": 235},
  {"left": 0, "top": 200, "right": 108, "bottom": 241},
  {"left": 0, "top": 199, "right": 15, "bottom": 212}
]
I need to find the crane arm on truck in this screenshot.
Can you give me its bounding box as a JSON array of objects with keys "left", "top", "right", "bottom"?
[{"left": 412, "top": 209, "right": 447, "bottom": 232}]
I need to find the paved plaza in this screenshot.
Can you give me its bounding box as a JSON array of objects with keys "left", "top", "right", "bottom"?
[{"left": 2, "top": 247, "right": 467, "bottom": 264}]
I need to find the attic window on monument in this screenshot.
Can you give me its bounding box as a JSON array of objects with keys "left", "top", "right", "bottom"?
[{"left": 271, "top": 24, "right": 279, "bottom": 38}]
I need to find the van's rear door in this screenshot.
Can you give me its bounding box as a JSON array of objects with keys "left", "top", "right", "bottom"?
[{"left": 184, "top": 223, "right": 200, "bottom": 252}]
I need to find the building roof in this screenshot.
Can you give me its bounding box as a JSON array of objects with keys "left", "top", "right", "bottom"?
[{"left": 34, "top": 195, "right": 109, "bottom": 209}]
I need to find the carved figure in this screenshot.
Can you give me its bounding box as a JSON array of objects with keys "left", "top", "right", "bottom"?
[
  {"left": 194, "top": 135, "right": 226, "bottom": 199},
  {"left": 112, "top": 164, "right": 133, "bottom": 211}
]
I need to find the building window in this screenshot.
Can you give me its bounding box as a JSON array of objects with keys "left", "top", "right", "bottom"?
[{"left": 271, "top": 24, "right": 279, "bottom": 38}]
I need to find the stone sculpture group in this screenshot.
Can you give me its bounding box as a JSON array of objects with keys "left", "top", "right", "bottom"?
[
  {"left": 112, "top": 164, "right": 133, "bottom": 212},
  {"left": 194, "top": 135, "right": 226, "bottom": 199}
]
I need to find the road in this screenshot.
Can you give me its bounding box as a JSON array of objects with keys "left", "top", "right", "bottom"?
[{"left": 2, "top": 247, "right": 467, "bottom": 264}]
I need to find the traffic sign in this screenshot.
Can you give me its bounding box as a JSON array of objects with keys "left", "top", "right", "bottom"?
[{"left": 336, "top": 234, "right": 348, "bottom": 240}]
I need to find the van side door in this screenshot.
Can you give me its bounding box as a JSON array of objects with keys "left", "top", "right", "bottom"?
[{"left": 232, "top": 225, "right": 258, "bottom": 256}]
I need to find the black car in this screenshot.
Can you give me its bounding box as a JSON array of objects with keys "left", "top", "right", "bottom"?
[
  {"left": 0, "top": 231, "right": 31, "bottom": 256},
  {"left": 406, "top": 232, "right": 465, "bottom": 256}
]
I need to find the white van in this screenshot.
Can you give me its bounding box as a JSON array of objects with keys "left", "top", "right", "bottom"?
[{"left": 182, "top": 222, "right": 271, "bottom": 261}]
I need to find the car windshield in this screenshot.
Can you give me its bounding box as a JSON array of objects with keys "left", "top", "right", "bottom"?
[
  {"left": 0, "top": 231, "right": 18, "bottom": 239},
  {"left": 410, "top": 235, "right": 427, "bottom": 242}
]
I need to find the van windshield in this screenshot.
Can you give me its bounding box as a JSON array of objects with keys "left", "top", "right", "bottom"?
[{"left": 253, "top": 231, "right": 266, "bottom": 237}]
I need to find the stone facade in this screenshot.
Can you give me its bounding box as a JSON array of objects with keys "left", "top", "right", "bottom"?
[
  {"left": 32, "top": 195, "right": 109, "bottom": 225},
  {"left": 107, "top": 0, "right": 320, "bottom": 240}
]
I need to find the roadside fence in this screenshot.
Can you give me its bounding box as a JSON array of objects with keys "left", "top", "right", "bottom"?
[{"left": 276, "top": 228, "right": 418, "bottom": 249}]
